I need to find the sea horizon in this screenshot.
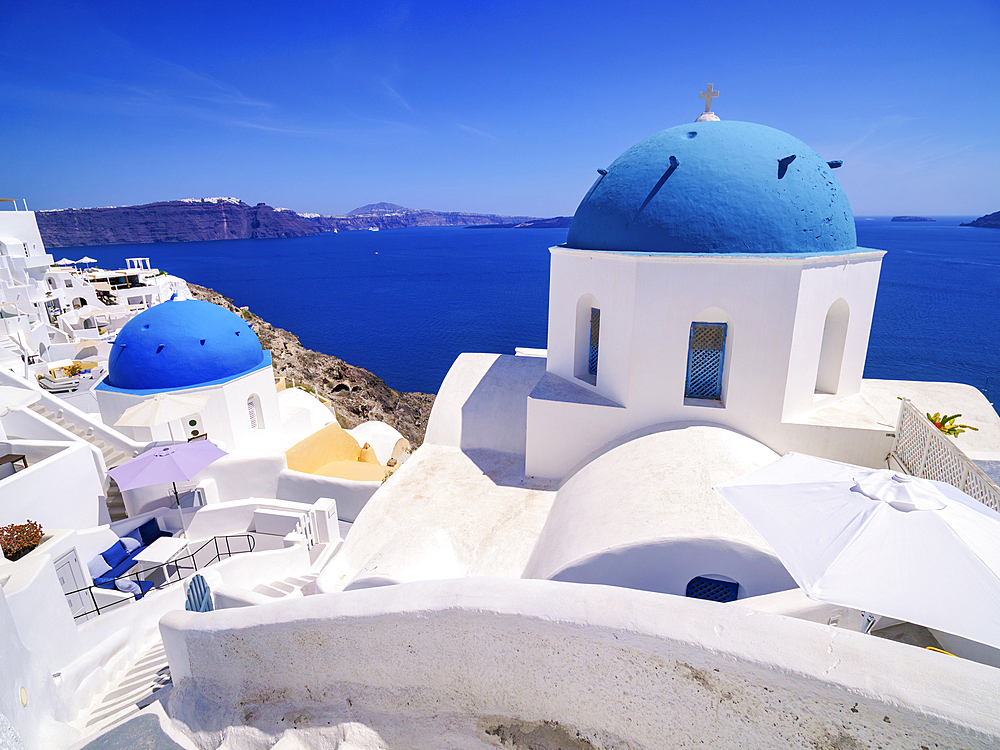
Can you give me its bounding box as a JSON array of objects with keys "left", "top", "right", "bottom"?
[{"left": 54, "top": 217, "right": 1000, "bottom": 401}]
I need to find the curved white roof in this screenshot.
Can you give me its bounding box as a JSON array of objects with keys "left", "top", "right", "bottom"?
[{"left": 522, "top": 425, "right": 782, "bottom": 583}]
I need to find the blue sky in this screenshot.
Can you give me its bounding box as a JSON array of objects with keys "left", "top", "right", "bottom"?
[{"left": 2, "top": 0, "right": 997, "bottom": 217}]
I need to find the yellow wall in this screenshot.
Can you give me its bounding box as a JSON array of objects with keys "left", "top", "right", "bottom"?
[
  {"left": 285, "top": 422, "right": 386, "bottom": 481},
  {"left": 286, "top": 422, "right": 363, "bottom": 473}
]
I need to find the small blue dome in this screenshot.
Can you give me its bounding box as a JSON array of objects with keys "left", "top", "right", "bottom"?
[
  {"left": 567, "top": 121, "right": 857, "bottom": 255},
  {"left": 105, "top": 299, "right": 267, "bottom": 391}
]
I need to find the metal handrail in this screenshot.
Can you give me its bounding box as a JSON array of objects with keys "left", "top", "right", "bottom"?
[
  {"left": 890, "top": 398, "right": 1000, "bottom": 512},
  {"left": 65, "top": 534, "right": 256, "bottom": 622}
]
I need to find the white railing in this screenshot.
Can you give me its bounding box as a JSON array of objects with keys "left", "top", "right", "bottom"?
[{"left": 890, "top": 398, "right": 1000, "bottom": 512}]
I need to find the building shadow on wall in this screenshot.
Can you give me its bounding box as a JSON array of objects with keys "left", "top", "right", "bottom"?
[{"left": 458, "top": 354, "right": 548, "bottom": 489}]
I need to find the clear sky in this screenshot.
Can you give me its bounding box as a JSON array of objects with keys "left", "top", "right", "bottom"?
[{"left": 3, "top": 0, "right": 998, "bottom": 217}]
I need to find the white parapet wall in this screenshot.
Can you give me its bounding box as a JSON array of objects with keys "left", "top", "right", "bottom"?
[
  {"left": 0, "top": 440, "right": 104, "bottom": 530},
  {"left": 160, "top": 577, "right": 1000, "bottom": 750}
]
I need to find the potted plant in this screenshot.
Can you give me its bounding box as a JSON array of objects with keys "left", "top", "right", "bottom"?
[
  {"left": 0, "top": 520, "right": 44, "bottom": 561},
  {"left": 927, "top": 412, "right": 979, "bottom": 437}
]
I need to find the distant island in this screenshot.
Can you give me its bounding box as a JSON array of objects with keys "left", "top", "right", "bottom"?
[
  {"left": 467, "top": 216, "right": 573, "bottom": 229},
  {"left": 34, "top": 198, "right": 546, "bottom": 247},
  {"left": 891, "top": 216, "right": 936, "bottom": 222},
  {"left": 961, "top": 211, "right": 1000, "bottom": 229}
]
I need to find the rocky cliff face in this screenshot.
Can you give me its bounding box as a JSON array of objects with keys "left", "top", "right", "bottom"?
[
  {"left": 36, "top": 198, "right": 540, "bottom": 247},
  {"left": 188, "top": 283, "right": 435, "bottom": 446},
  {"left": 36, "top": 198, "right": 320, "bottom": 247},
  {"left": 961, "top": 211, "right": 1000, "bottom": 229}
]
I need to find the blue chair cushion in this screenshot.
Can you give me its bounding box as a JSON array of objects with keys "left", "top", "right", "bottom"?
[
  {"left": 137, "top": 519, "right": 162, "bottom": 546},
  {"left": 124, "top": 526, "right": 143, "bottom": 546},
  {"left": 94, "top": 557, "right": 141, "bottom": 589},
  {"left": 100, "top": 541, "right": 128, "bottom": 568},
  {"left": 134, "top": 580, "right": 156, "bottom": 600}
]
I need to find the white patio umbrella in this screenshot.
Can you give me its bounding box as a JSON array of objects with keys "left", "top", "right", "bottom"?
[
  {"left": 54, "top": 258, "right": 75, "bottom": 266},
  {"left": 714, "top": 452, "right": 1000, "bottom": 650},
  {"left": 114, "top": 392, "right": 209, "bottom": 441},
  {"left": 76, "top": 256, "right": 97, "bottom": 268}
]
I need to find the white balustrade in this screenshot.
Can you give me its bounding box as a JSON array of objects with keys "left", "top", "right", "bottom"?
[{"left": 891, "top": 398, "right": 1000, "bottom": 512}]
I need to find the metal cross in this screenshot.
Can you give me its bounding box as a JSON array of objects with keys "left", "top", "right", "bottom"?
[{"left": 699, "top": 83, "right": 719, "bottom": 113}]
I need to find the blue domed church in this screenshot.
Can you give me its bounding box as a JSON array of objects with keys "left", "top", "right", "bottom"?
[
  {"left": 524, "top": 114, "right": 885, "bottom": 478},
  {"left": 96, "top": 299, "right": 280, "bottom": 448}
]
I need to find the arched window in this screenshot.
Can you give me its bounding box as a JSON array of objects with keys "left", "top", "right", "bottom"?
[
  {"left": 247, "top": 394, "right": 263, "bottom": 430},
  {"left": 685, "top": 322, "right": 727, "bottom": 401},
  {"left": 71, "top": 297, "right": 86, "bottom": 309},
  {"left": 574, "top": 294, "right": 601, "bottom": 385},
  {"left": 815, "top": 299, "right": 849, "bottom": 395},
  {"left": 46, "top": 277, "right": 56, "bottom": 289}
]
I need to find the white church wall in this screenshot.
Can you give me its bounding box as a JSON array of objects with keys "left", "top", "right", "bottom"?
[
  {"left": 527, "top": 248, "right": 887, "bottom": 479},
  {"left": 96, "top": 364, "right": 276, "bottom": 449},
  {"left": 547, "top": 249, "right": 636, "bottom": 404},
  {"left": 160, "top": 577, "right": 1000, "bottom": 749},
  {"left": 216, "top": 366, "right": 279, "bottom": 448},
  {"left": 782, "top": 254, "right": 883, "bottom": 419}
]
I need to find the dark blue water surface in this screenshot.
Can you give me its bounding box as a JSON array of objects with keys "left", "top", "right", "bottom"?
[{"left": 59, "top": 218, "right": 1000, "bottom": 396}]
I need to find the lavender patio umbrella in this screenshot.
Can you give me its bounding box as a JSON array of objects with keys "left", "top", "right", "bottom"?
[{"left": 108, "top": 441, "right": 227, "bottom": 534}]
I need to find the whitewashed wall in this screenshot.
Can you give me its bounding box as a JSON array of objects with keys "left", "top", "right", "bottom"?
[
  {"left": 0, "top": 440, "right": 103, "bottom": 530},
  {"left": 97, "top": 364, "right": 277, "bottom": 449},
  {"left": 526, "top": 247, "right": 885, "bottom": 478},
  {"left": 160, "top": 577, "right": 1000, "bottom": 750},
  {"left": 0, "top": 587, "right": 75, "bottom": 750},
  {"left": 423, "top": 352, "right": 545, "bottom": 454}
]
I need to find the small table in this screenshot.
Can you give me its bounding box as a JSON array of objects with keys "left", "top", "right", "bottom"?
[
  {"left": 0, "top": 454, "right": 28, "bottom": 473},
  {"left": 133, "top": 537, "right": 189, "bottom": 585}
]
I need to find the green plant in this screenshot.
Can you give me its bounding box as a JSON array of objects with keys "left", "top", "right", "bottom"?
[
  {"left": 0, "top": 520, "right": 44, "bottom": 561},
  {"left": 927, "top": 412, "right": 979, "bottom": 437}
]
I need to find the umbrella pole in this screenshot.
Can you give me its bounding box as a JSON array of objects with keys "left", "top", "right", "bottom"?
[{"left": 173, "top": 481, "right": 187, "bottom": 539}]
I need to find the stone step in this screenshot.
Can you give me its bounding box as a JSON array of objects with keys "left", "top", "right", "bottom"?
[
  {"left": 73, "top": 640, "right": 170, "bottom": 736},
  {"left": 251, "top": 583, "right": 288, "bottom": 598},
  {"left": 104, "top": 451, "right": 128, "bottom": 468}
]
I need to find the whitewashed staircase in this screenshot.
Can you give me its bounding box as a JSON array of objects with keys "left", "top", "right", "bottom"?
[
  {"left": 73, "top": 640, "right": 171, "bottom": 737},
  {"left": 252, "top": 572, "right": 319, "bottom": 599},
  {"left": 27, "top": 401, "right": 131, "bottom": 520},
  {"left": 0, "top": 335, "right": 22, "bottom": 357},
  {"left": 27, "top": 402, "right": 130, "bottom": 469}
]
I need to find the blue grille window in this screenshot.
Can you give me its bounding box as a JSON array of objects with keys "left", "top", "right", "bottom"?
[
  {"left": 685, "top": 322, "right": 727, "bottom": 401},
  {"left": 686, "top": 576, "right": 739, "bottom": 603},
  {"left": 588, "top": 308, "right": 600, "bottom": 379}
]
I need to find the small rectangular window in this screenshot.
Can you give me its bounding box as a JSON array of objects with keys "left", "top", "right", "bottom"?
[
  {"left": 685, "top": 322, "right": 727, "bottom": 401},
  {"left": 589, "top": 308, "right": 600, "bottom": 378}
]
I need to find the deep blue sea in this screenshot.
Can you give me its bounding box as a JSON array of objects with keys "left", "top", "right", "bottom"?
[{"left": 60, "top": 218, "right": 1000, "bottom": 399}]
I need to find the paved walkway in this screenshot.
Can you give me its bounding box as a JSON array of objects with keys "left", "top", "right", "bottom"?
[{"left": 78, "top": 714, "right": 184, "bottom": 750}]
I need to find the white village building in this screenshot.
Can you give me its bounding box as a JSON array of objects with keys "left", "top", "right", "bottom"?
[{"left": 3, "top": 99, "right": 1000, "bottom": 750}]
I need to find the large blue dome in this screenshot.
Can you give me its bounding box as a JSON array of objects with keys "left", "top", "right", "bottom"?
[
  {"left": 566, "top": 120, "right": 857, "bottom": 255},
  {"left": 104, "top": 299, "right": 268, "bottom": 392}
]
